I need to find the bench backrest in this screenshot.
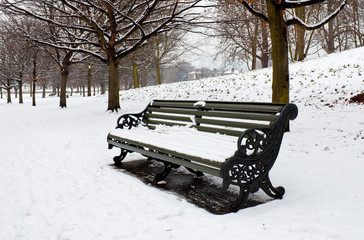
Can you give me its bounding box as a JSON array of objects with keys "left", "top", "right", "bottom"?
[{"left": 143, "top": 100, "right": 286, "bottom": 137}]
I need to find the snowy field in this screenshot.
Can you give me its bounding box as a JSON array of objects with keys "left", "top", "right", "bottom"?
[{"left": 1, "top": 47, "right": 363, "bottom": 240}]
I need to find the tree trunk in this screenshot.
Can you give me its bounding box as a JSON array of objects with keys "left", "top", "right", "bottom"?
[
  {"left": 87, "top": 64, "right": 92, "bottom": 97},
  {"left": 60, "top": 67, "right": 69, "bottom": 108},
  {"left": 32, "top": 57, "right": 37, "bottom": 106},
  {"left": 261, "top": 22, "right": 269, "bottom": 68},
  {"left": 105, "top": 2, "right": 120, "bottom": 112},
  {"left": 156, "top": 41, "right": 162, "bottom": 85},
  {"left": 7, "top": 84, "right": 11, "bottom": 103},
  {"left": 42, "top": 85, "right": 46, "bottom": 98},
  {"left": 266, "top": 0, "right": 289, "bottom": 104},
  {"left": 107, "top": 57, "right": 120, "bottom": 111},
  {"left": 18, "top": 81, "right": 23, "bottom": 104},
  {"left": 156, "top": 58, "right": 162, "bottom": 85},
  {"left": 32, "top": 80, "right": 36, "bottom": 106},
  {"left": 251, "top": 21, "right": 258, "bottom": 70},
  {"left": 59, "top": 52, "right": 73, "bottom": 108},
  {"left": 327, "top": 2, "right": 335, "bottom": 54},
  {"left": 295, "top": 6, "right": 306, "bottom": 61},
  {"left": 133, "top": 59, "right": 139, "bottom": 89}
]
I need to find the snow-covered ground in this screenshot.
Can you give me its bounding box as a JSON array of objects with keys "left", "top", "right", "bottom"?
[{"left": 1, "top": 47, "right": 363, "bottom": 240}]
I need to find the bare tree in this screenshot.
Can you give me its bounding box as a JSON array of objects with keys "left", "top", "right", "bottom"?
[
  {"left": 153, "top": 30, "right": 193, "bottom": 84},
  {"left": 0, "top": 18, "right": 41, "bottom": 104},
  {"left": 37, "top": 58, "right": 58, "bottom": 99},
  {"left": 0, "top": 48, "right": 16, "bottom": 103},
  {"left": 287, "top": 3, "right": 319, "bottom": 61},
  {"left": 317, "top": 0, "right": 363, "bottom": 53},
  {"left": 1, "top": 3, "right": 90, "bottom": 108},
  {"left": 216, "top": 0, "right": 270, "bottom": 70},
  {"left": 235, "top": 0, "right": 346, "bottom": 104},
  {"left": 1, "top": 0, "right": 207, "bottom": 111}
]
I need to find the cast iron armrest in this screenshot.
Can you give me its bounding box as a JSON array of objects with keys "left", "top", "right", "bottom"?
[
  {"left": 116, "top": 113, "right": 144, "bottom": 129},
  {"left": 115, "top": 103, "right": 151, "bottom": 129},
  {"left": 221, "top": 103, "right": 298, "bottom": 191}
]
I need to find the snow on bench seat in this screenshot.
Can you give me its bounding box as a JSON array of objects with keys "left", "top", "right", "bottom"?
[{"left": 108, "top": 125, "right": 239, "bottom": 164}]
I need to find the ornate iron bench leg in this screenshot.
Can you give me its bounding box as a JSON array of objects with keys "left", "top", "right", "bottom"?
[
  {"left": 113, "top": 149, "right": 128, "bottom": 165},
  {"left": 154, "top": 162, "right": 179, "bottom": 182},
  {"left": 229, "top": 186, "right": 250, "bottom": 212},
  {"left": 186, "top": 167, "right": 204, "bottom": 177},
  {"left": 259, "top": 175, "right": 285, "bottom": 199}
]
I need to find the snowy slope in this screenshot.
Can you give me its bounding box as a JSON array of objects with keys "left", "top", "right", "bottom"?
[
  {"left": 0, "top": 47, "right": 363, "bottom": 240},
  {"left": 119, "top": 47, "right": 364, "bottom": 107}
]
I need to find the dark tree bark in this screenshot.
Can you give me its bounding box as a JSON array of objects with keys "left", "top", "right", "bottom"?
[
  {"left": 239, "top": 0, "right": 346, "bottom": 103},
  {"left": 32, "top": 54, "right": 37, "bottom": 106},
  {"left": 87, "top": 64, "right": 92, "bottom": 97},
  {"left": 107, "top": 57, "right": 121, "bottom": 110},
  {"left": 59, "top": 52, "right": 73, "bottom": 108},
  {"left": 295, "top": 6, "right": 306, "bottom": 61},
  {"left": 266, "top": 0, "right": 289, "bottom": 103}
]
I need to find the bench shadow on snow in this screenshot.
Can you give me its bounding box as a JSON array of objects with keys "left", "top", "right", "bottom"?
[{"left": 112, "top": 159, "right": 272, "bottom": 214}]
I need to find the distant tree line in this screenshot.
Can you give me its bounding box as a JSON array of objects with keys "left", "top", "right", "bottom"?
[
  {"left": 215, "top": 0, "right": 362, "bottom": 70},
  {"left": 0, "top": 0, "right": 208, "bottom": 111},
  {"left": 0, "top": 0, "right": 359, "bottom": 109},
  {"left": 214, "top": 0, "right": 351, "bottom": 103}
]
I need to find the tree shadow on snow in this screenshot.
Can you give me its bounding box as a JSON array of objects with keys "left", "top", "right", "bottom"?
[{"left": 112, "top": 159, "right": 271, "bottom": 214}]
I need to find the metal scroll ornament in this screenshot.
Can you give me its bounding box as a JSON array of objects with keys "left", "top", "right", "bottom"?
[
  {"left": 237, "top": 129, "right": 271, "bottom": 157},
  {"left": 116, "top": 113, "right": 143, "bottom": 129},
  {"left": 221, "top": 103, "right": 298, "bottom": 191},
  {"left": 222, "top": 129, "right": 275, "bottom": 190}
]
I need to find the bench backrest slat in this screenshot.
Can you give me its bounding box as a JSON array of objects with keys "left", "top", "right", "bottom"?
[
  {"left": 195, "top": 118, "right": 269, "bottom": 129},
  {"left": 145, "top": 113, "right": 193, "bottom": 123},
  {"left": 143, "top": 100, "right": 285, "bottom": 136},
  {"left": 194, "top": 126, "right": 243, "bottom": 137},
  {"left": 148, "top": 107, "right": 278, "bottom": 121},
  {"left": 152, "top": 100, "right": 284, "bottom": 112},
  {"left": 204, "top": 102, "right": 283, "bottom": 112},
  {"left": 144, "top": 119, "right": 188, "bottom": 127}
]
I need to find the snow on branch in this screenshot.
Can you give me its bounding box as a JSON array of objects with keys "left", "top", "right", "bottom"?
[
  {"left": 286, "top": 0, "right": 347, "bottom": 30},
  {"left": 238, "top": 1, "right": 268, "bottom": 22},
  {"left": 284, "top": 0, "right": 326, "bottom": 9}
]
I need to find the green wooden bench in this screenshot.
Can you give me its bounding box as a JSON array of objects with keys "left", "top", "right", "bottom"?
[{"left": 107, "top": 100, "right": 298, "bottom": 211}]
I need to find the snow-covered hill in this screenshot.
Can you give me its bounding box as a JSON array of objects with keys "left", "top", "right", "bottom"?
[
  {"left": 119, "top": 47, "right": 364, "bottom": 108},
  {"left": 0, "top": 47, "right": 363, "bottom": 240}
]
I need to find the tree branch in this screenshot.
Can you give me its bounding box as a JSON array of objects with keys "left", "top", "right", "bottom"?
[
  {"left": 286, "top": 0, "right": 346, "bottom": 30},
  {"left": 238, "top": 1, "right": 268, "bottom": 22}
]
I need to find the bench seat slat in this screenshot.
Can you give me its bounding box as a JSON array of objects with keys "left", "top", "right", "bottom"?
[
  {"left": 108, "top": 126, "right": 238, "bottom": 166},
  {"left": 108, "top": 139, "right": 221, "bottom": 176}
]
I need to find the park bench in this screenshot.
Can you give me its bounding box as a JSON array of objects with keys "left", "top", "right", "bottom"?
[{"left": 107, "top": 100, "right": 298, "bottom": 211}]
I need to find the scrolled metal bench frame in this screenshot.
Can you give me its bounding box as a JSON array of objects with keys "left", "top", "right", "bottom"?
[
  {"left": 107, "top": 101, "right": 298, "bottom": 212},
  {"left": 221, "top": 104, "right": 298, "bottom": 210}
]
